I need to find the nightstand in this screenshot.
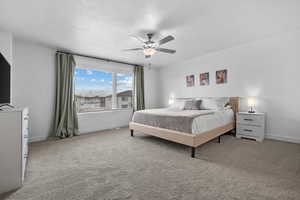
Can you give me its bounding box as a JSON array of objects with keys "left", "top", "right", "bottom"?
[{"left": 236, "top": 112, "right": 265, "bottom": 141}]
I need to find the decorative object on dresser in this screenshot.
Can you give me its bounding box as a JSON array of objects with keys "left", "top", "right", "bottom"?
[
  {"left": 236, "top": 112, "right": 265, "bottom": 141},
  {"left": 0, "top": 108, "right": 29, "bottom": 194}
]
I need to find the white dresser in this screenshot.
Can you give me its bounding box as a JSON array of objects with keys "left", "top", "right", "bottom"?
[
  {"left": 0, "top": 108, "right": 29, "bottom": 194},
  {"left": 236, "top": 112, "right": 265, "bottom": 141}
]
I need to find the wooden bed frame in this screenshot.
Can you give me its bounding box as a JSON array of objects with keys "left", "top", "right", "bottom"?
[{"left": 129, "top": 97, "right": 240, "bottom": 158}]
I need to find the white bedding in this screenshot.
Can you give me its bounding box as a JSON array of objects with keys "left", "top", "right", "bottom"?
[
  {"left": 132, "top": 107, "right": 234, "bottom": 135},
  {"left": 191, "top": 109, "right": 234, "bottom": 135}
]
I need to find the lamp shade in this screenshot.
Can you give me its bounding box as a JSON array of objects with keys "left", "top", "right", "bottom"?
[
  {"left": 248, "top": 97, "right": 257, "bottom": 107},
  {"left": 168, "top": 99, "right": 174, "bottom": 105},
  {"left": 168, "top": 94, "right": 175, "bottom": 105}
]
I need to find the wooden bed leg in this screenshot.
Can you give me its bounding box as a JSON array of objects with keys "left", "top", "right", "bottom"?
[
  {"left": 130, "top": 129, "right": 134, "bottom": 137},
  {"left": 218, "top": 136, "right": 221, "bottom": 143},
  {"left": 191, "top": 147, "right": 195, "bottom": 158}
]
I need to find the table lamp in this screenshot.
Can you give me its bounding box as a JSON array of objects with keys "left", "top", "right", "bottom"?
[{"left": 248, "top": 97, "right": 256, "bottom": 113}]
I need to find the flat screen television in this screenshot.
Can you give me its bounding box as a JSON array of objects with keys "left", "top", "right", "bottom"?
[{"left": 0, "top": 52, "right": 11, "bottom": 105}]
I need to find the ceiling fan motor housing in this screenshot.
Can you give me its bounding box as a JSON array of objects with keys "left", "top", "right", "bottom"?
[{"left": 147, "top": 33, "right": 154, "bottom": 40}]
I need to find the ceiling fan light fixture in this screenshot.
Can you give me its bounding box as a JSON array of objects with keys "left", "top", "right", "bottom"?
[
  {"left": 143, "top": 48, "right": 156, "bottom": 56},
  {"left": 125, "top": 33, "right": 175, "bottom": 58}
]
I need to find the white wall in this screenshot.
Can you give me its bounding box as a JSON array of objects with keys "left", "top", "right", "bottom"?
[
  {"left": 8, "top": 30, "right": 300, "bottom": 143},
  {"left": 78, "top": 110, "right": 132, "bottom": 133},
  {"left": 158, "top": 30, "right": 300, "bottom": 143},
  {"left": 12, "top": 39, "right": 56, "bottom": 142}
]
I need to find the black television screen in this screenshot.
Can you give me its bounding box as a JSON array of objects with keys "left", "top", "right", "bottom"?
[{"left": 0, "top": 52, "right": 11, "bottom": 104}]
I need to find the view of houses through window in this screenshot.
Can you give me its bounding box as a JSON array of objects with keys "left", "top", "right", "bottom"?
[{"left": 75, "top": 68, "right": 133, "bottom": 113}]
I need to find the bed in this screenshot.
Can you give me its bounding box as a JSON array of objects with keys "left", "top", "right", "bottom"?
[{"left": 129, "top": 97, "right": 240, "bottom": 157}]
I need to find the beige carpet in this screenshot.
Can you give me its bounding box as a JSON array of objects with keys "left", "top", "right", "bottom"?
[{"left": 1, "top": 128, "right": 300, "bottom": 200}]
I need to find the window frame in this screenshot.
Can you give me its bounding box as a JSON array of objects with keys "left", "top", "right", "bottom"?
[{"left": 74, "top": 68, "right": 134, "bottom": 114}]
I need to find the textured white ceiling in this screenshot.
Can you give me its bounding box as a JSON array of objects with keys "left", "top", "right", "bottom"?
[{"left": 0, "top": 0, "right": 300, "bottom": 67}]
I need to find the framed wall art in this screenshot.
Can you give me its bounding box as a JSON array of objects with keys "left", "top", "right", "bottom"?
[
  {"left": 200, "top": 72, "right": 209, "bottom": 86},
  {"left": 186, "top": 75, "right": 195, "bottom": 87},
  {"left": 216, "top": 69, "right": 227, "bottom": 84}
]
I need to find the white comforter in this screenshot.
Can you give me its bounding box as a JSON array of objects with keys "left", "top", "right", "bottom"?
[{"left": 191, "top": 109, "right": 234, "bottom": 135}]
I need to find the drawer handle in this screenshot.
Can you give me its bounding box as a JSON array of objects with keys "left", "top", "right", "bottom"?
[
  {"left": 244, "top": 118, "right": 253, "bottom": 121},
  {"left": 243, "top": 129, "right": 253, "bottom": 132},
  {"left": 24, "top": 135, "right": 28, "bottom": 139},
  {"left": 24, "top": 154, "right": 28, "bottom": 158},
  {"left": 24, "top": 117, "right": 29, "bottom": 120}
]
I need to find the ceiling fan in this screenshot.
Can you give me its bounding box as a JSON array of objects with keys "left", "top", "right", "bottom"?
[{"left": 124, "top": 33, "right": 176, "bottom": 58}]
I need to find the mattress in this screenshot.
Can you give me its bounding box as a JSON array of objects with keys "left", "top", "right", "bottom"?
[{"left": 132, "top": 108, "right": 234, "bottom": 135}]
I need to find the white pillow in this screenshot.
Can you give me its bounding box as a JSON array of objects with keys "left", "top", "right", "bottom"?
[
  {"left": 200, "top": 98, "right": 230, "bottom": 110},
  {"left": 170, "top": 100, "right": 185, "bottom": 110},
  {"left": 200, "top": 99, "right": 219, "bottom": 110}
]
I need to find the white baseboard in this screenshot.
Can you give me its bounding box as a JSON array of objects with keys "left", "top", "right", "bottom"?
[
  {"left": 29, "top": 136, "right": 48, "bottom": 143},
  {"left": 28, "top": 126, "right": 129, "bottom": 143},
  {"left": 265, "top": 134, "right": 300, "bottom": 144},
  {"left": 80, "top": 125, "right": 129, "bottom": 135}
]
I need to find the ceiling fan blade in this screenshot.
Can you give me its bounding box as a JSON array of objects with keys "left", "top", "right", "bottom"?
[
  {"left": 158, "top": 35, "right": 175, "bottom": 45},
  {"left": 156, "top": 48, "right": 176, "bottom": 54},
  {"left": 129, "top": 35, "right": 145, "bottom": 43},
  {"left": 123, "top": 48, "right": 143, "bottom": 51}
]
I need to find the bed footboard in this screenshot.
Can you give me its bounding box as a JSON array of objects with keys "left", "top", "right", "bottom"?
[
  {"left": 130, "top": 121, "right": 234, "bottom": 150},
  {"left": 129, "top": 122, "right": 195, "bottom": 146}
]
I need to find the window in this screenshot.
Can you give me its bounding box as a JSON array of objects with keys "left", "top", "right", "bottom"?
[
  {"left": 116, "top": 73, "right": 133, "bottom": 109},
  {"left": 75, "top": 68, "right": 133, "bottom": 113}
]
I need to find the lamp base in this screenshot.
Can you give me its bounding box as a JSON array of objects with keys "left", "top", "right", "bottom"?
[{"left": 248, "top": 106, "right": 255, "bottom": 113}]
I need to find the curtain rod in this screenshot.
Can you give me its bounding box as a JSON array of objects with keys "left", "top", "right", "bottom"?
[{"left": 56, "top": 50, "right": 140, "bottom": 67}]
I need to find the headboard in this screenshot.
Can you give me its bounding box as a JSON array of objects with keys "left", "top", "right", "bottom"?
[
  {"left": 175, "top": 97, "right": 240, "bottom": 117},
  {"left": 229, "top": 97, "right": 240, "bottom": 117}
]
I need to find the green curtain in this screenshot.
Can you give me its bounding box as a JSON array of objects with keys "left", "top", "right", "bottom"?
[
  {"left": 53, "top": 52, "right": 79, "bottom": 138},
  {"left": 134, "top": 66, "right": 145, "bottom": 110}
]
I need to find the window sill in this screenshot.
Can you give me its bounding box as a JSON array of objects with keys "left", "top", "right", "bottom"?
[{"left": 77, "top": 108, "right": 133, "bottom": 116}]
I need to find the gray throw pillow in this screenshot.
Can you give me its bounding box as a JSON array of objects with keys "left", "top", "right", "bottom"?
[{"left": 184, "top": 100, "right": 201, "bottom": 110}]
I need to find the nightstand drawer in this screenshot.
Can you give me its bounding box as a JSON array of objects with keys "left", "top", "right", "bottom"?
[
  {"left": 237, "top": 114, "right": 264, "bottom": 126},
  {"left": 237, "top": 124, "right": 263, "bottom": 137}
]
